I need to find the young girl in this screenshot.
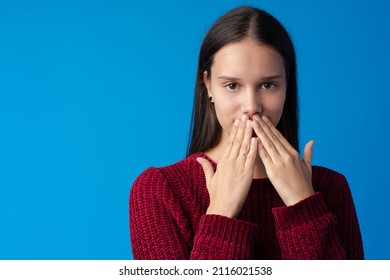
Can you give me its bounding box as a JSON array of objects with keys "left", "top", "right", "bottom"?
[{"left": 129, "top": 6, "right": 364, "bottom": 260}]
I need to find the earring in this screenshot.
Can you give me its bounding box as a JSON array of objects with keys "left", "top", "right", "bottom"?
[{"left": 208, "top": 96, "right": 213, "bottom": 102}]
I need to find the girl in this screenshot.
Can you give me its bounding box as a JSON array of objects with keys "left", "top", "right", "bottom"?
[{"left": 129, "top": 6, "right": 364, "bottom": 259}]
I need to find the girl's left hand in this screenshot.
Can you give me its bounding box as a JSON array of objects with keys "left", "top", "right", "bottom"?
[{"left": 252, "top": 114, "right": 315, "bottom": 206}]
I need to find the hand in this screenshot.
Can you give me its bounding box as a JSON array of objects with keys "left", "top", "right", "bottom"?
[
  {"left": 252, "top": 115, "right": 315, "bottom": 206},
  {"left": 196, "top": 115, "right": 258, "bottom": 218}
]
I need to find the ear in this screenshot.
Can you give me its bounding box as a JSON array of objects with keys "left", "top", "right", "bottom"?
[{"left": 203, "top": 71, "right": 212, "bottom": 96}]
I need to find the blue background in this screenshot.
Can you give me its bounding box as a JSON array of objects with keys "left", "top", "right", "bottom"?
[{"left": 1, "top": 0, "right": 389, "bottom": 260}]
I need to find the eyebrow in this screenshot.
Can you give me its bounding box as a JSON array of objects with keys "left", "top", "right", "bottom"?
[{"left": 217, "top": 75, "right": 283, "bottom": 81}]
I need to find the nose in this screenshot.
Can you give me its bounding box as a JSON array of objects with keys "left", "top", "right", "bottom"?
[{"left": 242, "top": 88, "right": 261, "bottom": 118}]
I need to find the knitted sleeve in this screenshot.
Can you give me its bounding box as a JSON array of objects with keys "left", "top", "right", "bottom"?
[
  {"left": 272, "top": 172, "right": 364, "bottom": 259},
  {"left": 129, "top": 167, "right": 258, "bottom": 260}
]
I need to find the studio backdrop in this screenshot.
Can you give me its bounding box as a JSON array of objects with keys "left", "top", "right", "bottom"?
[{"left": 0, "top": 0, "right": 389, "bottom": 259}]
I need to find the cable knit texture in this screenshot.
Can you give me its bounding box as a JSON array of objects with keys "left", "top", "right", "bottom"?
[{"left": 129, "top": 152, "right": 364, "bottom": 260}]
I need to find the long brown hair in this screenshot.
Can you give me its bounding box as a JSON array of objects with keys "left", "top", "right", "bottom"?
[{"left": 187, "top": 6, "right": 299, "bottom": 156}]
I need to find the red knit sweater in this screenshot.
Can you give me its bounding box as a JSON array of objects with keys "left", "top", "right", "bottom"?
[{"left": 129, "top": 152, "right": 364, "bottom": 260}]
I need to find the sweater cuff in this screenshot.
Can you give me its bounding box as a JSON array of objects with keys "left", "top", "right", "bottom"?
[
  {"left": 198, "top": 214, "right": 257, "bottom": 248},
  {"left": 272, "top": 192, "right": 329, "bottom": 230}
]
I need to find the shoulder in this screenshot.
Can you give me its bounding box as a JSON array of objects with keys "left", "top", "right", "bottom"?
[
  {"left": 131, "top": 152, "right": 205, "bottom": 196},
  {"left": 159, "top": 153, "right": 201, "bottom": 179},
  {"left": 311, "top": 165, "right": 351, "bottom": 201},
  {"left": 312, "top": 166, "right": 347, "bottom": 186}
]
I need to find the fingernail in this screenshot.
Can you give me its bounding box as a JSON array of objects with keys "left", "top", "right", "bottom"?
[
  {"left": 233, "top": 119, "right": 240, "bottom": 126},
  {"left": 246, "top": 120, "right": 251, "bottom": 128},
  {"left": 252, "top": 119, "right": 259, "bottom": 128},
  {"left": 261, "top": 115, "right": 269, "bottom": 121},
  {"left": 241, "top": 114, "right": 248, "bottom": 121},
  {"left": 254, "top": 115, "right": 261, "bottom": 122}
]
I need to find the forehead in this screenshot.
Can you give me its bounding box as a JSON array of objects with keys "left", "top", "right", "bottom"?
[{"left": 211, "top": 39, "right": 285, "bottom": 78}]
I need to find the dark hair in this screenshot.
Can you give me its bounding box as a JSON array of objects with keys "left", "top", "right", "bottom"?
[{"left": 187, "top": 6, "right": 299, "bottom": 156}]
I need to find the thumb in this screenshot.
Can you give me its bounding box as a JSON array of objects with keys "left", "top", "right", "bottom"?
[
  {"left": 303, "top": 140, "right": 314, "bottom": 169},
  {"left": 196, "top": 157, "right": 215, "bottom": 186}
]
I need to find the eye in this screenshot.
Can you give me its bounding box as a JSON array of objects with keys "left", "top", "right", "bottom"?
[
  {"left": 261, "top": 82, "right": 276, "bottom": 90},
  {"left": 224, "top": 82, "right": 239, "bottom": 91}
]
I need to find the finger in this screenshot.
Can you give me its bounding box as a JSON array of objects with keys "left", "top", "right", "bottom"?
[
  {"left": 302, "top": 140, "right": 314, "bottom": 170},
  {"left": 238, "top": 119, "right": 253, "bottom": 158},
  {"left": 229, "top": 115, "right": 248, "bottom": 159},
  {"left": 244, "top": 137, "right": 258, "bottom": 169},
  {"left": 252, "top": 116, "right": 280, "bottom": 162},
  {"left": 260, "top": 114, "right": 295, "bottom": 153},
  {"left": 222, "top": 119, "right": 240, "bottom": 158},
  {"left": 257, "top": 137, "right": 274, "bottom": 166},
  {"left": 196, "top": 157, "right": 215, "bottom": 186},
  {"left": 256, "top": 115, "right": 287, "bottom": 155}
]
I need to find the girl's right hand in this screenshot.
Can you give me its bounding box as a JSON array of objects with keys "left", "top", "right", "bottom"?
[{"left": 196, "top": 114, "right": 258, "bottom": 218}]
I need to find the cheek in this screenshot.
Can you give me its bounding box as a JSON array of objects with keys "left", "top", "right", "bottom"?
[
  {"left": 267, "top": 94, "right": 286, "bottom": 125},
  {"left": 213, "top": 98, "right": 238, "bottom": 129}
]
